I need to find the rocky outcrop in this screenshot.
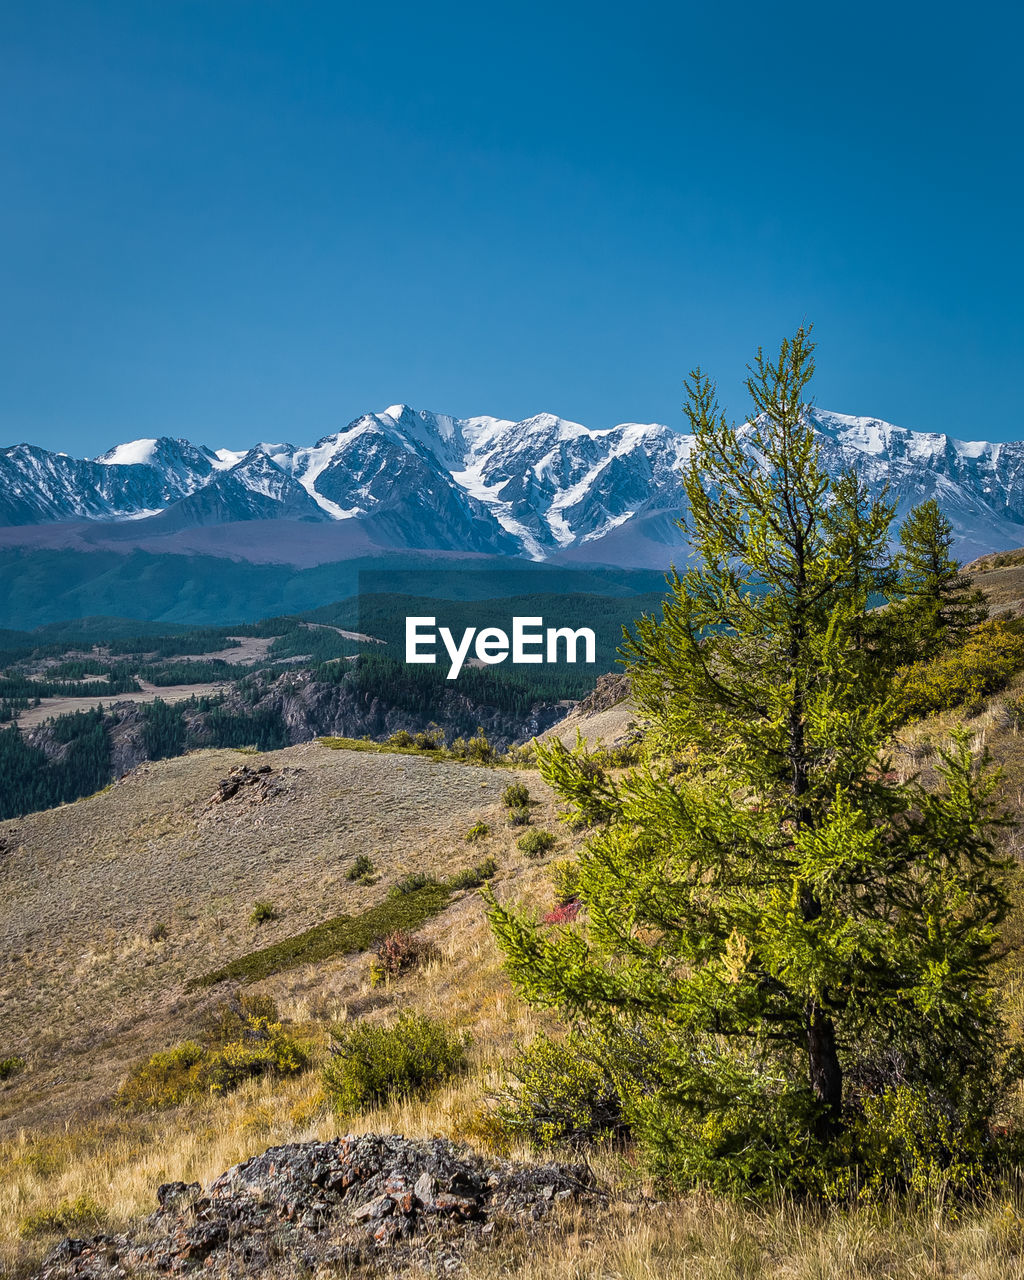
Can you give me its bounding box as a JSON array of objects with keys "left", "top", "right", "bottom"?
[
  {"left": 570, "top": 672, "right": 631, "bottom": 716},
  {"left": 206, "top": 668, "right": 567, "bottom": 751},
  {"left": 35, "top": 1134, "right": 602, "bottom": 1278}
]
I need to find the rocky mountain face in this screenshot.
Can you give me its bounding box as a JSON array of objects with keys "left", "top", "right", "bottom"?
[{"left": 4, "top": 405, "right": 1024, "bottom": 564}]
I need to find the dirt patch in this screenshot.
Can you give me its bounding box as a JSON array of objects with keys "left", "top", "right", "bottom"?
[
  {"left": 192, "top": 636, "right": 276, "bottom": 664},
  {"left": 302, "top": 622, "right": 386, "bottom": 645},
  {"left": 15, "top": 683, "right": 230, "bottom": 731}
]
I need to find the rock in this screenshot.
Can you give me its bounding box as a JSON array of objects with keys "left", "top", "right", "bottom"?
[
  {"left": 413, "top": 1170, "right": 436, "bottom": 1206},
  {"left": 30, "top": 1133, "right": 602, "bottom": 1279},
  {"left": 154, "top": 1181, "right": 200, "bottom": 1210}
]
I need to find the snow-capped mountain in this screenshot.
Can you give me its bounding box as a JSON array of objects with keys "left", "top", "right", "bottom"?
[{"left": 2, "top": 406, "right": 1023, "bottom": 565}]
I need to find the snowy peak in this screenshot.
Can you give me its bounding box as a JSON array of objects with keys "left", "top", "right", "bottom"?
[{"left": 3, "top": 406, "right": 1024, "bottom": 566}]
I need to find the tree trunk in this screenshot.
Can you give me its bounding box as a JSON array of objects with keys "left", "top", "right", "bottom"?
[{"left": 807, "top": 1002, "right": 842, "bottom": 1136}]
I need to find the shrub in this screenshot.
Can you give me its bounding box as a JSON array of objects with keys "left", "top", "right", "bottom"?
[
  {"left": 202, "top": 1019, "right": 308, "bottom": 1094},
  {"left": 898, "top": 619, "right": 1024, "bottom": 719},
  {"left": 551, "top": 858, "right": 581, "bottom": 905},
  {"left": 502, "top": 782, "right": 530, "bottom": 808},
  {"left": 250, "top": 900, "right": 278, "bottom": 925},
  {"left": 494, "top": 1032, "right": 624, "bottom": 1148},
  {"left": 115, "top": 996, "right": 308, "bottom": 1110},
  {"left": 465, "top": 729, "right": 494, "bottom": 762},
  {"left": 389, "top": 871, "right": 440, "bottom": 898},
  {"left": 322, "top": 1013, "right": 469, "bottom": 1113},
  {"left": 19, "top": 1194, "right": 106, "bottom": 1239},
  {"left": 346, "top": 854, "right": 377, "bottom": 883},
  {"left": 0, "top": 1054, "right": 25, "bottom": 1081},
  {"left": 464, "top": 821, "right": 490, "bottom": 843},
  {"left": 507, "top": 806, "right": 531, "bottom": 827},
  {"left": 115, "top": 1040, "right": 206, "bottom": 1110},
  {"left": 446, "top": 857, "right": 497, "bottom": 890},
  {"left": 370, "top": 929, "right": 437, "bottom": 984},
  {"left": 844, "top": 1083, "right": 989, "bottom": 1195},
  {"left": 518, "top": 829, "right": 557, "bottom": 857},
  {"left": 543, "top": 901, "right": 580, "bottom": 925},
  {"left": 148, "top": 921, "right": 169, "bottom": 942},
  {"left": 387, "top": 729, "right": 415, "bottom": 748},
  {"left": 414, "top": 728, "right": 444, "bottom": 750},
  {"left": 202, "top": 992, "right": 280, "bottom": 1045}
]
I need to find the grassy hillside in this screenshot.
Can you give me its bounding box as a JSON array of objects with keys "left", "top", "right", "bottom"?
[
  {"left": 10, "top": 554, "right": 1024, "bottom": 1276},
  {"left": 4, "top": 663, "right": 1024, "bottom": 1275}
]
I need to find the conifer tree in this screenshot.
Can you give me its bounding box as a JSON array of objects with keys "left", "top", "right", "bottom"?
[
  {"left": 898, "top": 498, "right": 987, "bottom": 658},
  {"left": 488, "top": 329, "right": 1013, "bottom": 1191}
]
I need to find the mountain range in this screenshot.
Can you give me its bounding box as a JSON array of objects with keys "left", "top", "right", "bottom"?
[{"left": 3, "top": 405, "right": 1024, "bottom": 567}]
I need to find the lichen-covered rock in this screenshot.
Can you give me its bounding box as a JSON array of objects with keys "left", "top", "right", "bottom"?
[{"left": 33, "top": 1134, "right": 603, "bottom": 1278}]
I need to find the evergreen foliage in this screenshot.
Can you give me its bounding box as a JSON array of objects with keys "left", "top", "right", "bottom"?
[
  {"left": 487, "top": 329, "right": 1015, "bottom": 1194},
  {"left": 898, "top": 498, "right": 987, "bottom": 658}
]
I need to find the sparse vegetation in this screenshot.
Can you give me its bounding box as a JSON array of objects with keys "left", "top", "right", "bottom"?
[
  {"left": 446, "top": 857, "right": 497, "bottom": 890},
  {"left": 19, "top": 1193, "right": 106, "bottom": 1240},
  {"left": 322, "top": 1013, "right": 469, "bottom": 1114},
  {"left": 190, "top": 881, "right": 452, "bottom": 989},
  {"left": 465, "top": 820, "right": 489, "bottom": 842},
  {"left": 507, "top": 805, "right": 531, "bottom": 827},
  {"left": 249, "top": 900, "right": 278, "bottom": 925}
]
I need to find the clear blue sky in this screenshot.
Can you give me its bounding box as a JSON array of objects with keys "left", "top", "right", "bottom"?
[{"left": 2, "top": 0, "right": 1022, "bottom": 455}]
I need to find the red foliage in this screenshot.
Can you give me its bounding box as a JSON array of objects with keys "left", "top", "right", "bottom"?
[{"left": 542, "top": 899, "right": 581, "bottom": 925}]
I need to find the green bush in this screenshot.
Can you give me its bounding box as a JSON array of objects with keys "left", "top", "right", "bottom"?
[
  {"left": 898, "top": 619, "right": 1024, "bottom": 719},
  {"left": 389, "top": 871, "right": 440, "bottom": 897},
  {"left": 115, "top": 1040, "right": 206, "bottom": 1110},
  {"left": 464, "top": 729, "right": 494, "bottom": 762},
  {"left": 464, "top": 821, "right": 490, "bottom": 843},
  {"left": 387, "top": 729, "right": 415, "bottom": 748},
  {"left": 250, "top": 900, "right": 277, "bottom": 925},
  {"left": 502, "top": 782, "right": 530, "bottom": 808},
  {"left": 517, "top": 829, "right": 557, "bottom": 858},
  {"left": 202, "top": 1019, "right": 308, "bottom": 1094},
  {"left": 19, "top": 1194, "right": 106, "bottom": 1240},
  {"left": 507, "top": 805, "right": 531, "bottom": 827},
  {"left": 346, "top": 854, "right": 376, "bottom": 881},
  {"left": 0, "top": 1054, "right": 26, "bottom": 1081},
  {"left": 551, "top": 859, "right": 581, "bottom": 905},
  {"left": 494, "top": 1031, "right": 624, "bottom": 1148},
  {"left": 446, "top": 857, "right": 497, "bottom": 890},
  {"left": 844, "top": 1083, "right": 989, "bottom": 1196},
  {"left": 115, "top": 996, "right": 307, "bottom": 1110},
  {"left": 322, "top": 1013, "right": 469, "bottom": 1114}
]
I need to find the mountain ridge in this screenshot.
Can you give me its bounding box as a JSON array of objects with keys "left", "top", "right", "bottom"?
[{"left": 4, "top": 405, "right": 1024, "bottom": 565}]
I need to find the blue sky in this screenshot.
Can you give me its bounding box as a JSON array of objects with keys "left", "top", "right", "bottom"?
[{"left": 2, "top": 0, "right": 1022, "bottom": 455}]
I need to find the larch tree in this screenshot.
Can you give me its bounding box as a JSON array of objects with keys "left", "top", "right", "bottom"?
[
  {"left": 898, "top": 498, "right": 988, "bottom": 659},
  {"left": 488, "top": 329, "right": 1014, "bottom": 1192}
]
